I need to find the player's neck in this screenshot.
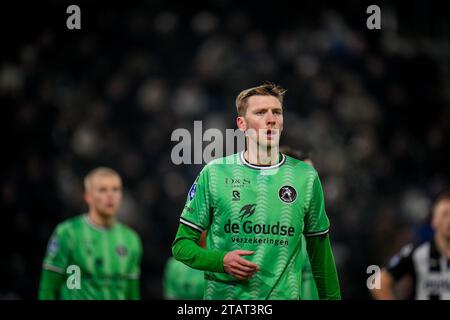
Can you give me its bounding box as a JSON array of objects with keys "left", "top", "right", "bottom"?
[
  {"left": 88, "top": 211, "right": 115, "bottom": 228},
  {"left": 245, "top": 143, "right": 279, "bottom": 166},
  {"left": 435, "top": 234, "right": 450, "bottom": 259}
]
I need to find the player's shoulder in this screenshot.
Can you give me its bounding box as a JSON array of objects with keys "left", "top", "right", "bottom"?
[
  {"left": 54, "top": 214, "right": 85, "bottom": 234},
  {"left": 397, "top": 240, "right": 429, "bottom": 256},
  {"left": 205, "top": 153, "right": 240, "bottom": 168},
  {"left": 197, "top": 153, "right": 240, "bottom": 176},
  {"left": 387, "top": 241, "right": 422, "bottom": 268},
  {"left": 283, "top": 154, "right": 318, "bottom": 175}
]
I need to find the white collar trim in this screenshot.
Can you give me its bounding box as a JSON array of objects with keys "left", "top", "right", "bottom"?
[{"left": 239, "top": 151, "right": 285, "bottom": 170}]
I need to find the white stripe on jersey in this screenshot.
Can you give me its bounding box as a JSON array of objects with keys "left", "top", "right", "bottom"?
[
  {"left": 180, "top": 218, "right": 204, "bottom": 232},
  {"left": 304, "top": 228, "right": 329, "bottom": 237},
  {"left": 42, "top": 264, "right": 65, "bottom": 274}
]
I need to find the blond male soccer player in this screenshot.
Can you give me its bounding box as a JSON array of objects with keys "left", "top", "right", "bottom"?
[
  {"left": 38, "top": 167, "right": 142, "bottom": 299},
  {"left": 172, "top": 83, "right": 341, "bottom": 299},
  {"left": 370, "top": 191, "right": 450, "bottom": 300}
]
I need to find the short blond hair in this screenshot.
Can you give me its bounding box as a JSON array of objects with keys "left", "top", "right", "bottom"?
[
  {"left": 84, "top": 167, "right": 121, "bottom": 191},
  {"left": 235, "top": 82, "right": 287, "bottom": 116}
]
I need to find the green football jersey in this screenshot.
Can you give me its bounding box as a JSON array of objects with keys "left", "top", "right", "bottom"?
[
  {"left": 179, "top": 152, "right": 330, "bottom": 300},
  {"left": 163, "top": 256, "right": 205, "bottom": 299},
  {"left": 41, "top": 214, "right": 142, "bottom": 299}
]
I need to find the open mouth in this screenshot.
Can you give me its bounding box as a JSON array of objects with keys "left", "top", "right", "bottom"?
[{"left": 265, "top": 129, "right": 277, "bottom": 138}]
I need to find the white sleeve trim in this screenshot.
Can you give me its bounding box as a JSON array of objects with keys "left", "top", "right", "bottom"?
[
  {"left": 180, "top": 218, "right": 204, "bottom": 233},
  {"left": 304, "top": 228, "right": 329, "bottom": 237},
  {"left": 42, "top": 264, "right": 65, "bottom": 274}
]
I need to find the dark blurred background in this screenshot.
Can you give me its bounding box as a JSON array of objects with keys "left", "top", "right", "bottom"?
[{"left": 0, "top": 0, "right": 449, "bottom": 299}]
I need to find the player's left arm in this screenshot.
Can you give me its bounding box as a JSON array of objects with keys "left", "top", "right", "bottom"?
[
  {"left": 305, "top": 234, "right": 341, "bottom": 300},
  {"left": 303, "top": 171, "right": 341, "bottom": 300}
]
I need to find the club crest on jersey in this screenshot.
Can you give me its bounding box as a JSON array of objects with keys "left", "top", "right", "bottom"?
[
  {"left": 116, "top": 245, "right": 128, "bottom": 257},
  {"left": 188, "top": 183, "right": 197, "bottom": 201},
  {"left": 279, "top": 186, "right": 297, "bottom": 203}
]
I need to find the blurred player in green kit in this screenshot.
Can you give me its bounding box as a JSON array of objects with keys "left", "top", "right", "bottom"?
[
  {"left": 38, "top": 167, "right": 142, "bottom": 299},
  {"left": 172, "top": 83, "right": 340, "bottom": 300},
  {"left": 279, "top": 146, "right": 319, "bottom": 300}
]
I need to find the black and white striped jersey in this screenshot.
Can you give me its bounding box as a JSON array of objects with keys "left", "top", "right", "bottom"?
[{"left": 387, "top": 239, "right": 450, "bottom": 300}]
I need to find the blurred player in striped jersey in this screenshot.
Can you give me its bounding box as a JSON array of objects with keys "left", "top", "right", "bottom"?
[
  {"left": 370, "top": 191, "right": 450, "bottom": 300},
  {"left": 38, "top": 167, "right": 142, "bottom": 299}
]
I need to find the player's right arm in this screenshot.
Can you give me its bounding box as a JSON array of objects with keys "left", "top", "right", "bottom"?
[
  {"left": 171, "top": 167, "right": 258, "bottom": 279},
  {"left": 39, "top": 270, "right": 65, "bottom": 300},
  {"left": 172, "top": 224, "right": 225, "bottom": 272},
  {"left": 172, "top": 225, "right": 258, "bottom": 279},
  {"left": 38, "top": 224, "right": 70, "bottom": 299}
]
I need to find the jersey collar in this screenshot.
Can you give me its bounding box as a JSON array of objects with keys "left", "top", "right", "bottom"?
[
  {"left": 239, "top": 151, "right": 286, "bottom": 170},
  {"left": 83, "top": 214, "right": 115, "bottom": 231}
]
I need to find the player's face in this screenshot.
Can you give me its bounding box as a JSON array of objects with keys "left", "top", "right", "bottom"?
[
  {"left": 432, "top": 200, "right": 450, "bottom": 239},
  {"left": 237, "top": 95, "right": 283, "bottom": 149},
  {"left": 85, "top": 175, "right": 122, "bottom": 218}
]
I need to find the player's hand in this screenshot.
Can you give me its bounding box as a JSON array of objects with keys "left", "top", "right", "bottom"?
[{"left": 223, "top": 250, "right": 259, "bottom": 280}]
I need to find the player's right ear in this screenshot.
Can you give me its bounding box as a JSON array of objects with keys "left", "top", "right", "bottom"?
[
  {"left": 84, "top": 192, "right": 92, "bottom": 205},
  {"left": 236, "top": 116, "right": 246, "bottom": 131}
]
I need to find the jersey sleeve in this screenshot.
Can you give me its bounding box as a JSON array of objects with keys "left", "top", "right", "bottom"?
[
  {"left": 306, "top": 234, "right": 341, "bottom": 299},
  {"left": 179, "top": 167, "right": 212, "bottom": 233},
  {"left": 386, "top": 244, "right": 415, "bottom": 280},
  {"left": 42, "top": 224, "right": 71, "bottom": 274},
  {"left": 304, "top": 171, "right": 330, "bottom": 237}
]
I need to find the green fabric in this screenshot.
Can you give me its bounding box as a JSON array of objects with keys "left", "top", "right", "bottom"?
[
  {"left": 172, "top": 228, "right": 322, "bottom": 300},
  {"left": 172, "top": 225, "right": 226, "bottom": 272},
  {"left": 300, "top": 234, "right": 319, "bottom": 300},
  {"left": 172, "top": 152, "right": 333, "bottom": 299},
  {"left": 39, "top": 214, "right": 142, "bottom": 300},
  {"left": 127, "top": 279, "right": 140, "bottom": 300},
  {"left": 305, "top": 234, "right": 341, "bottom": 300},
  {"left": 38, "top": 269, "right": 65, "bottom": 299},
  {"left": 163, "top": 256, "right": 205, "bottom": 299}
]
